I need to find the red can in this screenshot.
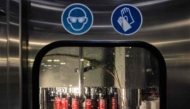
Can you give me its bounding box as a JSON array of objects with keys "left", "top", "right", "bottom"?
[
  {"left": 85, "top": 99, "right": 93, "bottom": 109},
  {"left": 98, "top": 99, "right": 106, "bottom": 109},
  {"left": 111, "top": 98, "right": 117, "bottom": 109},
  {"left": 62, "top": 98, "right": 68, "bottom": 109},
  {"left": 72, "top": 98, "right": 79, "bottom": 109},
  {"left": 55, "top": 97, "right": 61, "bottom": 109}
]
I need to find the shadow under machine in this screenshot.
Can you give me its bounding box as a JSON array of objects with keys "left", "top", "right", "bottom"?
[{"left": 34, "top": 43, "right": 164, "bottom": 109}]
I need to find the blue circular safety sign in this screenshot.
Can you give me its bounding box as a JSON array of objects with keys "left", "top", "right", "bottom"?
[
  {"left": 111, "top": 4, "right": 143, "bottom": 35},
  {"left": 61, "top": 3, "right": 93, "bottom": 35}
]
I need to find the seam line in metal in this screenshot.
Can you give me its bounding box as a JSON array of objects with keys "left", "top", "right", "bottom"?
[{"left": 19, "top": 0, "right": 22, "bottom": 109}]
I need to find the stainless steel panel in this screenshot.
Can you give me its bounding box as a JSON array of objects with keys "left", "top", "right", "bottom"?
[
  {"left": 25, "top": 0, "right": 190, "bottom": 109},
  {"left": 0, "top": 0, "right": 8, "bottom": 108},
  {"left": 7, "top": 0, "right": 21, "bottom": 109}
]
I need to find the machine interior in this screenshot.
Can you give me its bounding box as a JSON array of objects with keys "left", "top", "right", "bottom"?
[{"left": 39, "top": 46, "right": 161, "bottom": 109}]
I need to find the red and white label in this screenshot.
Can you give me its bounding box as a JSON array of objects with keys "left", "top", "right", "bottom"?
[
  {"left": 72, "top": 98, "right": 79, "bottom": 109},
  {"left": 85, "top": 99, "right": 93, "bottom": 109},
  {"left": 62, "top": 98, "right": 68, "bottom": 109},
  {"left": 55, "top": 97, "right": 61, "bottom": 109},
  {"left": 99, "top": 99, "right": 106, "bottom": 109},
  {"left": 112, "top": 98, "right": 117, "bottom": 109}
]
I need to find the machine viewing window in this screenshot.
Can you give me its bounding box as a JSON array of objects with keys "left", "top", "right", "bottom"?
[{"left": 33, "top": 41, "right": 166, "bottom": 109}]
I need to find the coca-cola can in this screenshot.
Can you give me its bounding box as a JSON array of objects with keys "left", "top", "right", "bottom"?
[
  {"left": 111, "top": 98, "right": 117, "bottom": 109},
  {"left": 99, "top": 98, "right": 106, "bottom": 109},
  {"left": 55, "top": 97, "right": 61, "bottom": 109},
  {"left": 72, "top": 98, "right": 79, "bottom": 109},
  {"left": 85, "top": 99, "right": 93, "bottom": 109},
  {"left": 62, "top": 98, "right": 68, "bottom": 109}
]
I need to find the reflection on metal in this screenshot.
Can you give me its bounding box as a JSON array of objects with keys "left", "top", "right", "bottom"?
[
  {"left": 30, "top": 0, "right": 170, "bottom": 12},
  {"left": 31, "top": 3, "right": 64, "bottom": 11},
  {"left": 9, "top": 57, "right": 20, "bottom": 61},
  {"left": 92, "top": 25, "right": 112, "bottom": 28},
  {"left": 9, "top": 22, "right": 19, "bottom": 26},
  {"left": 0, "top": 58, "right": 7, "bottom": 61},
  {"left": 31, "top": 0, "right": 65, "bottom": 7},
  {"left": 120, "top": 88, "right": 128, "bottom": 109},
  {"left": 29, "top": 41, "right": 48, "bottom": 46},
  {"left": 30, "top": 19, "right": 61, "bottom": 26},
  {"left": 79, "top": 47, "right": 84, "bottom": 99},
  {"left": 133, "top": 0, "right": 170, "bottom": 7},
  {"left": 152, "top": 39, "right": 190, "bottom": 46},
  {"left": 30, "top": 19, "right": 113, "bottom": 28},
  {"left": 53, "top": 59, "right": 60, "bottom": 62},
  {"left": 9, "top": 38, "right": 19, "bottom": 42},
  {"left": 141, "top": 19, "right": 190, "bottom": 32},
  {"left": 164, "top": 54, "right": 190, "bottom": 61},
  {"left": 60, "top": 62, "right": 66, "bottom": 65},
  {"left": 0, "top": 39, "right": 7, "bottom": 42},
  {"left": 165, "top": 57, "right": 190, "bottom": 61},
  {"left": 0, "top": 21, "right": 7, "bottom": 25},
  {"left": 47, "top": 59, "right": 52, "bottom": 62},
  {"left": 28, "top": 59, "right": 34, "bottom": 62}
]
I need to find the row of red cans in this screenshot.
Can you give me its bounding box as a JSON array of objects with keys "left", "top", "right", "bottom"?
[{"left": 54, "top": 97, "right": 117, "bottom": 109}]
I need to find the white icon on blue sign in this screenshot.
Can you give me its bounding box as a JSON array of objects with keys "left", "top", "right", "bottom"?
[
  {"left": 111, "top": 4, "right": 143, "bottom": 35},
  {"left": 61, "top": 3, "right": 93, "bottom": 35}
]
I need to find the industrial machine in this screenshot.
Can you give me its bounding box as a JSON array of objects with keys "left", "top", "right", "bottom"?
[
  {"left": 0, "top": 0, "right": 189, "bottom": 109},
  {"left": 33, "top": 43, "right": 166, "bottom": 109}
]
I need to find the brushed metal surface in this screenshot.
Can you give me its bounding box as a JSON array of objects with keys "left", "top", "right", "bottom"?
[
  {"left": 27, "top": 0, "right": 190, "bottom": 109},
  {"left": 0, "top": 0, "right": 8, "bottom": 108},
  {"left": 7, "top": 0, "right": 21, "bottom": 109}
]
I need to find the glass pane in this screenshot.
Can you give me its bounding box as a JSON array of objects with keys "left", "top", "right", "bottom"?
[{"left": 39, "top": 46, "right": 160, "bottom": 109}]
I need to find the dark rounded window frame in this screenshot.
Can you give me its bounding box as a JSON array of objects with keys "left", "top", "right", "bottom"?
[{"left": 32, "top": 40, "right": 167, "bottom": 109}]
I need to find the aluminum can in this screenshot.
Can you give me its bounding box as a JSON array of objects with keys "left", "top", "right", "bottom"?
[
  {"left": 62, "top": 98, "right": 68, "bottom": 109},
  {"left": 85, "top": 99, "right": 93, "bottom": 109},
  {"left": 55, "top": 97, "right": 61, "bottom": 109},
  {"left": 111, "top": 98, "right": 117, "bottom": 109},
  {"left": 98, "top": 98, "right": 106, "bottom": 109},
  {"left": 72, "top": 98, "right": 79, "bottom": 109}
]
